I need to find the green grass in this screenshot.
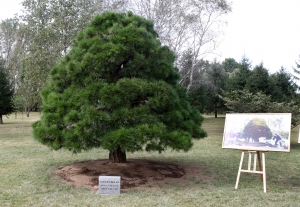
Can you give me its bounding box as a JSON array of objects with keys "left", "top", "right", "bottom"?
[{"left": 1, "top": 113, "right": 300, "bottom": 206}]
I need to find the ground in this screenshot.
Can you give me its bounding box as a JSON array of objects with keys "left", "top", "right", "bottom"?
[{"left": 56, "top": 159, "right": 212, "bottom": 193}]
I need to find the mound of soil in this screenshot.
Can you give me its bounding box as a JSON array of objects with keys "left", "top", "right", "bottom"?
[{"left": 56, "top": 159, "right": 211, "bottom": 193}]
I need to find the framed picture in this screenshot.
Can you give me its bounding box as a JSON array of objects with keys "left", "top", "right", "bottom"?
[{"left": 222, "top": 113, "right": 291, "bottom": 152}]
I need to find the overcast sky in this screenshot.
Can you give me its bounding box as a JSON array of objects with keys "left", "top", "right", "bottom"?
[
  {"left": 215, "top": 0, "right": 300, "bottom": 74},
  {"left": 1, "top": 0, "right": 300, "bottom": 74},
  {"left": 0, "top": 0, "right": 22, "bottom": 20}
]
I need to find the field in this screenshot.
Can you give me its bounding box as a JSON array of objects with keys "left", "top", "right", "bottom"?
[{"left": 1, "top": 112, "right": 300, "bottom": 207}]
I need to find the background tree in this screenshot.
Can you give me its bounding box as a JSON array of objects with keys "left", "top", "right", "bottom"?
[
  {"left": 177, "top": 51, "right": 214, "bottom": 114},
  {"left": 270, "top": 67, "right": 298, "bottom": 102},
  {"left": 0, "top": 18, "right": 19, "bottom": 69},
  {"left": 0, "top": 18, "right": 20, "bottom": 91},
  {"left": 292, "top": 55, "right": 300, "bottom": 82},
  {"left": 222, "top": 57, "right": 239, "bottom": 73},
  {"left": 202, "top": 60, "right": 227, "bottom": 117},
  {"left": 178, "top": 54, "right": 227, "bottom": 116},
  {"left": 245, "top": 63, "right": 271, "bottom": 94},
  {"left": 188, "top": 86, "right": 214, "bottom": 114},
  {"left": 223, "top": 90, "right": 271, "bottom": 113},
  {"left": 223, "top": 89, "right": 300, "bottom": 127},
  {"left": 33, "top": 12, "right": 207, "bottom": 163},
  {"left": 16, "top": 0, "right": 99, "bottom": 114},
  {"left": 225, "top": 56, "right": 252, "bottom": 91},
  {"left": 0, "top": 57, "right": 14, "bottom": 124},
  {"left": 178, "top": 49, "right": 209, "bottom": 89},
  {"left": 177, "top": 50, "right": 208, "bottom": 113}
]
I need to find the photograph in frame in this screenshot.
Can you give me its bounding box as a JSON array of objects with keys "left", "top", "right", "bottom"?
[{"left": 222, "top": 113, "right": 291, "bottom": 152}]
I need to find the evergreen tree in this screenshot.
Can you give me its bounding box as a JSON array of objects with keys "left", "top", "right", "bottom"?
[
  {"left": 292, "top": 55, "right": 300, "bottom": 82},
  {"left": 203, "top": 60, "right": 227, "bottom": 118},
  {"left": 245, "top": 63, "right": 271, "bottom": 94},
  {"left": 222, "top": 58, "right": 239, "bottom": 73},
  {"left": 225, "top": 56, "right": 252, "bottom": 91},
  {"left": 33, "top": 12, "right": 207, "bottom": 163},
  {"left": 188, "top": 85, "right": 214, "bottom": 114},
  {"left": 223, "top": 89, "right": 300, "bottom": 127},
  {"left": 0, "top": 58, "right": 14, "bottom": 124},
  {"left": 270, "top": 67, "right": 298, "bottom": 102}
]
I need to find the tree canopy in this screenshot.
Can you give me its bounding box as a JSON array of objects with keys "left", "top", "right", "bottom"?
[{"left": 33, "top": 11, "right": 207, "bottom": 163}]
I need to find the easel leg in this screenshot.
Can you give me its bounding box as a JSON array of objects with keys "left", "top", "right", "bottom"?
[
  {"left": 262, "top": 152, "right": 266, "bottom": 193},
  {"left": 253, "top": 153, "right": 257, "bottom": 171},
  {"left": 254, "top": 151, "right": 267, "bottom": 193},
  {"left": 235, "top": 151, "right": 244, "bottom": 189},
  {"left": 256, "top": 151, "right": 263, "bottom": 181}
]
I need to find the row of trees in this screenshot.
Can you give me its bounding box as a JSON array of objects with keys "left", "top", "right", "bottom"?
[
  {"left": 0, "top": 0, "right": 100, "bottom": 117},
  {"left": 180, "top": 55, "right": 300, "bottom": 126}
]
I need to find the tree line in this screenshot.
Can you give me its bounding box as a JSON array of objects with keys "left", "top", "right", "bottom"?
[{"left": 181, "top": 55, "right": 300, "bottom": 126}]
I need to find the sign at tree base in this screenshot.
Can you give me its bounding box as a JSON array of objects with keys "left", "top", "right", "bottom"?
[{"left": 98, "top": 176, "right": 121, "bottom": 195}]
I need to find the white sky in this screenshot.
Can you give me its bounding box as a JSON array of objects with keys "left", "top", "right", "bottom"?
[
  {"left": 0, "top": 0, "right": 22, "bottom": 20},
  {"left": 215, "top": 0, "right": 300, "bottom": 74},
  {"left": 1, "top": 0, "right": 300, "bottom": 74}
]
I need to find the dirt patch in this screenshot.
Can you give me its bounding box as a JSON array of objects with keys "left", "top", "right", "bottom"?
[{"left": 56, "top": 159, "right": 213, "bottom": 193}]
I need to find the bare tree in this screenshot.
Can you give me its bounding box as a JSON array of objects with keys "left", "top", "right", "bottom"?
[
  {"left": 179, "top": 0, "right": 231, "bottom": 91},
  {"left": 0, "top": 18, "right": 19, "bottom": 78}
]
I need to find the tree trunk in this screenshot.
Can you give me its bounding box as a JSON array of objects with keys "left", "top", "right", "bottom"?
[
  {"left": 214, "top": 102, "right": 218, "bottom": 118},
  {"left": 187, "top": 65, "right": 194, "bottom": 92},
  {"left": 109, "top": 146, "right": 127, "bottom": 163},
  {"left": 213, "top": 95, "right": 218, "bottom": 118},
  {"left": 0, "top": 115, "right": 3, "bottom": 124},
  {"left": 26, "top": 107, "right": 30, "bottom": 117}
]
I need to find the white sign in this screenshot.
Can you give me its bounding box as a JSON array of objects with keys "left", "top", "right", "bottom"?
[{"left": 98, "top": 176, "right": 121, "bottom": 194}]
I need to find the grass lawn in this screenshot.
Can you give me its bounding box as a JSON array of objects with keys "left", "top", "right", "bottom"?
[{"left": 1, "top": 113, "right": 300, "bottom": 206}]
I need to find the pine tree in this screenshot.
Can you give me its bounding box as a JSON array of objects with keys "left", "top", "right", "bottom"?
[
  {"left": 33, "top": 12, "right": 207, "bottom": 163},
  {"left": 0, "top": 58, "right": 14, "bottom": 124},
  {"left": 270, "top": 67, "right": 298, "bottom": 102},
  {"left": 292, "top": 55, "right": 300, "bottom": 92},
  {"left": 245, "top": 63, "right": 270, "bottom": 94}
]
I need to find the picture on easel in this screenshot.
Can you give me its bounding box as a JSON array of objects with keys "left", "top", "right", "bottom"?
[{"left": 222, "top": 113, "right": 291, "bottom": 152}]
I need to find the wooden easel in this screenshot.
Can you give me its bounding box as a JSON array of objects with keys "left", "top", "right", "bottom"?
[{"left": 235, "top": 150, "right": 267, "bottom": 193}]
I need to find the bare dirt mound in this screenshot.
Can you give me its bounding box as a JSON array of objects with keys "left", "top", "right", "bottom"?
[{"left": 56, "top": 159, "right": 211, "bottom": 193}]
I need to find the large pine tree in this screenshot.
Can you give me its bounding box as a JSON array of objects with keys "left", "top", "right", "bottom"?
[
  {"left": 33, "top": 12, "right": 207, "bottom": 163},
  {"left": 0, "top": 58, "right": 14, "bottom": 124}
]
